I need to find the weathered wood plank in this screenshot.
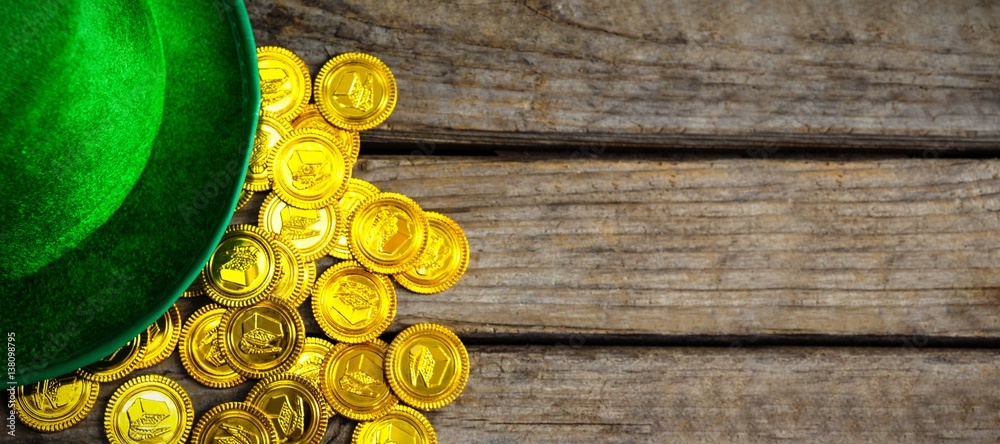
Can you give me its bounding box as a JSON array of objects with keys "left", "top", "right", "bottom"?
[
  {"left": 248, "top": 0, "right": 1000, "bottom": 151},
  {"left": 15, "top": 344, "right": 1000, "bottom": 443},
  {"left": 242, "top": 156, "right": 1000, "bottom": 339}
]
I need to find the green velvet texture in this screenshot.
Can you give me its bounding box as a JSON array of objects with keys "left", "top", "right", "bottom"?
[{"left": 1, "top": 0, "right": 258, "bottom": 384}]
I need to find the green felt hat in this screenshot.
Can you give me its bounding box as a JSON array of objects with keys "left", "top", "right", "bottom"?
[{"left": 1, "top": 1, "right": 259, "bottom": 385}]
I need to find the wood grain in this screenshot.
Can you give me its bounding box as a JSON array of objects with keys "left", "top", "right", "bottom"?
[
  {"left": 15, "top": 341, "right": 1000, "bottom": 443},
  {"left": 248, "top": 0, "right": 1000, "bottom": 151},
  {"left": 237, "top": 156, "right": 1000, "bottom": 340}
]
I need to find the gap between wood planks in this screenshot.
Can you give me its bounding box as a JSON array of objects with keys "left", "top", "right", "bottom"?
[{"left": 360, "top": 141, "right": 1000, "bottom": 159}]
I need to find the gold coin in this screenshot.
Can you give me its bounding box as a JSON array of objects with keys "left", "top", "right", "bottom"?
[
  {"left": 351, "top": 405, "right": 437, "bottom": 444},
  {"left": 257, "top": 46, "right": 311, "bottom": 121},
  {"left": 315, "top": 52, "right": 397, "bottom": 131},
  {"left": 269, "top": 235, "right": 315, "bottom": 308},
  {"left": 291, "top": 104, "right": 361, "bottom": 165},
  {"left": 267, "top": 128, "right": 351, "bottom": 209},
  {"left": 218, "top": 297, "right": 306, "bottom": 379},
  {"left": 286, "top": 337, "right": 336, "bottom": 391},
  {"left": 385, "top": 323, "right": 470, "bottom": 411},
  {"left": 190, "top": 401, "right": 279, "bottom": 444},
  {"left": 348, "top": 192, "right": 429, "bottom": 274},
  {"left": 244, "top": 112, "right": 292, "bottom": 191},
  {"left": 319, "top": 340, "right": 399, "bottom": 421},
  {"left": 394, "top": 212, "right": 470, "bottom": 294},
  {"left": 14, "top": 375, "right": 99, "bottom": 432},
  {"left": 201, "top": 224, "right": 282, "bottom": 307},
  {"left": 290, "top": 104, "right": 326, "bottom": 129},
  {"left": 76, "top": 333, "right": 146, "bottom": 383},
  {"left": 245, "top": 373, "right": 330, "bottom": 444},
  {"left": 311, "top": 261, "right": 396, "bottom": 343},
  {"left": 236, "top": 188, "right": 255, "bottom": 211},
  {"left": 258, "top": 192, "right": 338, "bottom": 261},
  {"left": 178, "top": 304, "right": 246, "bottom": 389},
  {"left": 330, "top": 178, "right": 380, "bottom": 260},
  {"left": 136, "top": 303, "right": 182, "bottom": 369},
  {"left": 103, "top": 375, "right": 194, "bottom": 444}
]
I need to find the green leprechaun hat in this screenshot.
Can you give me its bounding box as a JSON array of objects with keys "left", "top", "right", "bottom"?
[{"left": 0, "top": 1, "right": 260, "bottom": 385}]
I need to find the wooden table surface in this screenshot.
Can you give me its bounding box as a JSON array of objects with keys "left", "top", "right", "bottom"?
[{"left": 15, "top": 1, "right": 1000, "bottom": 442}]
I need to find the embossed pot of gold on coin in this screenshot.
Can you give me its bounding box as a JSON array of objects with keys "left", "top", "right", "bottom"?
[
  {"left": 104, "top": 375, "right": 194, "bottom": 444},
  {"left": 319, "top": 339, "right": 399, "bottom": 421},
  {"left": 218, "top": 297, "right": 306, "bottom": 379},
  {"left": 348, "top": 192, "right": 429, "bottom": 275},
  {"left": 245, "top": 373, "right": 330, "bottom": 444}
]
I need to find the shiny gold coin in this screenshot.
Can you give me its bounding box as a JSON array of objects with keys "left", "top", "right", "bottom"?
[
  {"left": 190, "top": 401, "right": 279, "bottom": 444},
  {"left": 201, "top": 224, "right": 282, "bottom": 307},
  {"left": 104, "top": 375, "right": 194, "bottom": 444},
  {"left": 348, "top": 192, "right": 429, "bottom": 274},
  {"left": 351, "top": 405, "right": 437, "bottom": 444},
  {"left": 76, "top": 333, "right": 146, "bottom": 383},
  {"left": 315, "top": 52, "right": 397, "bottom": 131},
  {"left": 330, "top": 178, "right": 380, "bottom": 260},
  {"left": 291, "top": 104, "right": 361, "bottom": 165},
  {"left": 258, "top": 192, "right": 338, "bottom": 262},
  {"left": 311, "top": 261, "right": 396, "bottom": 343},
  {"left": 385, "top": 323, "right": 470, "bottom": 411},
  {"left": 14, "top": 375, "right": 99, "bottom": 432},
  {"left": 218, "top": 297, "right": 306, "bottom": 379},
  {"left": 244, "top": 112, "right": 292, "bottom": 191},
  {"left": 287, "top": 337, "right": 336, "bottom": 391},
  {"left": 257, "top": 46, "right": 311, "bottom": 121},
  {"left": 394, "top": 212, "right": 470, "bottom": 294},
  {"left": 267, "top": 128, "right": 351, "bottom": 209},
  {"left": 178, "top": 304, "right": 247, "bottom": 389},
  {"left": 290, "top": 104, "right": 326, "bottom": 129},
  {"left": 319, "top": 340, "right": 399, "bottom": 421},
  {"left": 236, "top": 188, "right": 255, "bottom": 211},
  {"left": 245, "top": 373, "right": 330, "bottom": 444},
  {"left": 269, "top": 235, "right": 315, "bottom": 308},
  {"left": 136, "top": 304, "right": 182, "bottom": 369}
]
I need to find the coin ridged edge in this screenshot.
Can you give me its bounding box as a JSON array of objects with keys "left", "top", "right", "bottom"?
[
  {"left": 315, "top": 52, "right": 398, "bottom": 131},
  {"left": 394, "top": 212, "right": 470, "bottom": 295},
  {"left": 271, "top": 235, "right": 312, "bottom": 307},
  {"left": 136, "top": 304, "right": 183, "bottom": 369},
  {"left": 182, "top": 277, "right": 205, "bottom": 298},
  {"left": 351, "top": 405, "right": 437, "bottom": 444},
  {"left": 385, "top": 323, "right": 471, "bottom": 411},
  {"left": 218, "top": 297, "right": 306, "bottom": 379},
  {"left": 347, "top": 192, "right": 429, "bottom": 274},
  {"left": 191, "top": 401, "right": 279, "bottom": 444},
  {"left": 257, "top": 192, "right": 340, "bottom": 262},
  {"left": 236, "top": 189, "right": 255, "bottom": 211},
  {"left": 177, "top": 304, "right": 247, "bottom": 389},
  {"left": 257, "top": 46, "right": 312, "bottom": 122},
  {"left": 310, "top": 261, "right": 397, "bottom": 343},
  {"left": 75, "top": 333, "right": 147, "bottom": 383},
  {"left": 103, "top": 374, "right": 194, "bottom": 444},
  {"left": 290, "top": 103, "right": 323, "bottom": 129},
  {"left": 245, "top": 373, "right": 330, "bottom": 444},
  {"left": 318, "top": 339, "right": 398, "bottom": 421},
  {"left": 201, "top": 224, "right": 284, "bottom": 308},
  {"left": 292, "top": 337, "right": 337, "bottom": 418},
  {"left": 330, "top": 178, "right": 381, "bottom": 260},
  {"left": 244, "top": 111, "right": 293, "bottom": 192},
  {"left": 14, "top": 378, "right": 99, "bottom": 432},
  {"left": 266, "top": 128, "right": 352, "bottom": 210}
]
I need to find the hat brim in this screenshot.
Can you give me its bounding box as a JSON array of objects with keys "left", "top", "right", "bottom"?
[{"left": 6, "top": 0, "right": 260, "bottom": 385}]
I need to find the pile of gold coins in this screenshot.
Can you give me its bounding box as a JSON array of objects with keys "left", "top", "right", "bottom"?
[{"left": 13, "top": 47, "right": 470, "bottom": 444}]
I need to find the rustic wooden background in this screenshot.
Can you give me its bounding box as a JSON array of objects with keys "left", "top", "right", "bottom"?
[{"left": 15, "top": 0, "right": 1000, "bottom": 442}]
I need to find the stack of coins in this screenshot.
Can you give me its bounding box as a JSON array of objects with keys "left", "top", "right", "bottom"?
[{"left": 13, "top": 48, "right": 471, "bottom": 444}]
